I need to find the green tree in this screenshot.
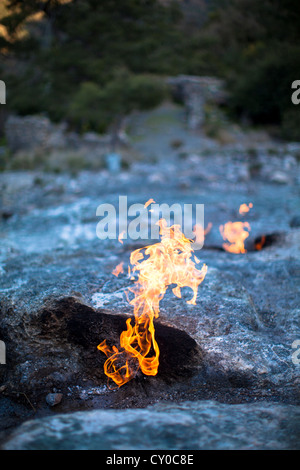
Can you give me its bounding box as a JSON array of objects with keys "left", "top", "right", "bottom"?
[
  {"left": 68, "top": 72, "right": 168, "bottom": 145},
  {"left": 0, "top": 0, "right": 184, "bottom": 128},
  {"left": 196, "top": 0, "right": 300, "bottom": 138}
]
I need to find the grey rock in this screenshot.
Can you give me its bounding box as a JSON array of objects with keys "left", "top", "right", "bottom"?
[
  {"left": 82, "top": 132, "right": 111, "bottom": 147},
  {"left": 290, "top": 216, "right": 300, "bottom": 228},
  {"left": 270, "top": 171, "right": 290, "bottom": 184},
  {"left": 4, "top": 114, "right": 111, "bottom": 155},
  {"left": 2, "top": 401, "right": 300, "bottom": 450},
  {"left": 45, "top": 393, "right": 63, "bottom": 407},
  {"left": 5, "top": 115, "right": 54, "bottom": 153},
  {"left": 167, "top": 75, "right": 226, "bottom": 130},
  {"left": 0, "top": 153, "right": 299, "bottom": 408},
  {"left": 1, "top": 102, "right": 300, "bottom": 447}
]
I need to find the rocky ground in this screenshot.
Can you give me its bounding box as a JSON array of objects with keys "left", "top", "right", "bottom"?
[{"left": 0, "top": 104, "right": 300, "bottom": 450}]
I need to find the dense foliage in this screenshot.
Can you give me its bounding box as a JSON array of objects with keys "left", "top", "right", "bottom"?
[
  {"left": 0, "top": 0, "right": 182, "bottom": 131},
  {"left": 0, "top": 0, "right": 299, "bottom": 138},
  {"left": 201, "top": 0, "right": 300, "bottom": 136}
]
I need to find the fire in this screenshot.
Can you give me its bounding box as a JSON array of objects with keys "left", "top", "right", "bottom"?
[
  {"left": 255, "top": 235, "right": 266, "bottom": 251},
  {"left": 118, "top": 230, "right": 126, "bottom": 244},
  {"left": 144, "top": 198, "right": 156, "bottom": 208},
  {"left": 193, "top": 222, "right": 213, "bottom": 246},
  {"left": 220, "top": 203, "right": 253, "bottom": 253},
  {"left": 112, "top": 262, "right": 124, "bottom": 277},
  {"left": 220, "top": 221, "right": 250, "bottom": 253},
  {"left": 239, "top": 203, "right": 253, "bottom": 215},
  {"left": 98, "top": 219, "right": 207, "bottom": 388}
]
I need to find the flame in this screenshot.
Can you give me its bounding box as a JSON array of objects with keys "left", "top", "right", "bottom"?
[
  {"left": 220, "top": 221, "right": 250, "bottom": 253},
  {"left": 144, "top": 198, "right": 156, "bottom": 209},
  {"left": 112, "top": 262, "right": 124, "bottom": 277},
  {"left": 220, "top": 203, "right": 253, "bottom": 253},
  {"left": 118, "top": 230, "right": 126, "bottom": 244},
  {"left": 98, "top": 218, "right": 207, "bottom": 388},
  {"left": 193, "top": 222, "right": 212, "bottom": 246},
  {"left": 255, "top": 235, "right": 266, "bottom": 251},
  {"left": 239, "top": 203, "right": 253, "bottom": 215}
]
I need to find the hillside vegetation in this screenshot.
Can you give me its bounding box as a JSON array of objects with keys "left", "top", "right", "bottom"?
[{"left": 0, "top": 0, "right": 299, "bottom": 139}]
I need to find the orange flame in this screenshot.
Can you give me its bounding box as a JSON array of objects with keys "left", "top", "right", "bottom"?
[
  {"left": 220, "top": 221, "right": 250, "bottom": 253},
  {"left": 98, "top": 219, "right": 207, "bottom": 388},
  {"left": 220, "top": 203, "right": 253, "bottom": 253},
  {"left": 144, "top": 198, "right": 156, "bottom": 209},
  {"left": 255, "top": 235, "right": 266, "bottom": 251},
  {"left": 239, "top": 203, "right": 253, "bottom": 215},
  {"left": 112, "top": 262, "right": 124, "bottom": 277}
]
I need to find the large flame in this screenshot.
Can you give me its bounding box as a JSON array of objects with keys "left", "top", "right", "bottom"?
[{"left": 98, "top": 219, "right": 207, "bottom": 388}]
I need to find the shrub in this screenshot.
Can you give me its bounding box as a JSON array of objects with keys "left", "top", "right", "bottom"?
[
  {"left": 67, "top": 82, "right": 108, "bottom": 133},
  {"left": 68, "top": 74, "right": 168, "bottom": 133},
  {"left": 228, "top": 45, "right": 300, "bottom": 126}
]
